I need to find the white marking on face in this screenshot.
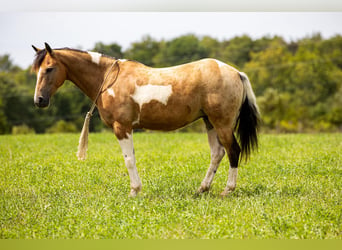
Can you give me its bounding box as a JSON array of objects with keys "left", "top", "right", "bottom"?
[
  {"left": 88, "top": 51, "right": 101, "bottom": 65},
  {"left": 107, "top": 88, "right": 115, "bottom": 97},
  {"left": 214, "top": 59, "right": 227, "bottom": 68},
  {"left": 34, "top": 67, "right": 43, "bottom": 103},
  {"left": 130, "top": 84, "right": 173, "bottom": 110},
  {"left": 118, "top": 59, "right": 128, "bottom": 62}
]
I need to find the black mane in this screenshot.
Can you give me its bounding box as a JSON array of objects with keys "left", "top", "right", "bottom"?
[{"left": 32, "top": 47, "right": 117, "bottom": 71}]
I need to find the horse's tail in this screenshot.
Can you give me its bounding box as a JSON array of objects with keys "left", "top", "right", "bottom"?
[{"left": 235, "top": 72, "right": 260, "bottom": 161}]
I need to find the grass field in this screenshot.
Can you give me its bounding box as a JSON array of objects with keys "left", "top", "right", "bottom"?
[{"left": 0, "top": 132, "right": 341, "bottom": 239}]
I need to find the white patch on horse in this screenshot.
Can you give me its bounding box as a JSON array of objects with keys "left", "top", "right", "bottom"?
[
  {"left": 34, "top": 67, "right": 43, "bottom": 103},
  {"left": 214, "top": 59, "right": 227, "bottom": 68},
  {"left": 132, "top": 114, "right": 140, "bottom": 126},
  {"left": 88, "top": 51, "right": 101, "bottom": 65},
  {"left": 119, "top": 59, "right": 128, "bottom": 62},
  {"left": 118, "top": 132, "right": 142, "bottom": 196},
  {"left": 107, "top": 88, "right": 115, "bottom": 97},
  {"left": 227, "top": 167, "right": 238, "bottom": 191},
  {"left": 131, "top": 84, "right": 173, "bottom": 110}
]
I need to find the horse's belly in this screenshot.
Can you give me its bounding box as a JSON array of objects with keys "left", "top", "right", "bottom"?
[{"left": 136, "top": 100, "right": 201, "bottom": 131}]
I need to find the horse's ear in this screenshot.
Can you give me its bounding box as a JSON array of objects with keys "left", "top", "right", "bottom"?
[
  {"left": 32, "top": 45, "right": 41, "bottom": 53},
  {"left": 45, "top": 42, "right": 53, "bottom": 55}
]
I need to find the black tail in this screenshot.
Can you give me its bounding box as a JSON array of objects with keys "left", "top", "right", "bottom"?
[{"left": 235, "top": 72, "right": 261, "bottom": 162}]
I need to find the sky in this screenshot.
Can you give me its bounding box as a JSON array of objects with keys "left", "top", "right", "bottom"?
[{"left": 1, "top": 12, "right": 342, "bottom": 69}]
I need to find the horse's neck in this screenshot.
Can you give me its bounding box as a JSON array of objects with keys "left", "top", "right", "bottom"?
[{"left": 58, "top": 51, "right": 107, "bottom": 101}]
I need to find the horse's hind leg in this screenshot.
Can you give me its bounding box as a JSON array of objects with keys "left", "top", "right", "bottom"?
[
  {"left": 215, "top": 127, "right": 241, "bottom": 196},
  {"left": 198, "top": 119, "right": 225, "bottom": 193}
]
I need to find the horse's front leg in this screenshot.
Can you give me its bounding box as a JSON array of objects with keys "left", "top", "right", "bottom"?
[{"left": 113, "top": 122, "right": 142, "bottom": 197}]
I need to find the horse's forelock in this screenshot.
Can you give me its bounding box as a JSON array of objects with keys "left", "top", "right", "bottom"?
[{"left": 32, "top": 49, "right": 47, "bottom": 72}]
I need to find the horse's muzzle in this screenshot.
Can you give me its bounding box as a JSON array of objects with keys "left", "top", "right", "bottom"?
[{"left": 34, "top": 96, "right": 50, "bottom": 108}]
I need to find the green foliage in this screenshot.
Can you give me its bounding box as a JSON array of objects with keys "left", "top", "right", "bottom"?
[
  {"left": 11, "top": 124, "right": 35, "bottom": 134},
  {"left": 199, "top": 36, "right": 221, "bottom": 59},
  {"left": 125, "top": 35, "right": 161, "bottom": 67},
  {"left": 0, "top": 98, "right": 9, "bottom": 134},
  {"left": 154, "top": 34, "right": 209, "bottom": 67},
  {"left": 244, "top": 35, "right": 342, "bottom": 132},
  {"left": 0, "top": 55, "right": 14, "bottom": 72},
  {"left": 46, "top": 120, "right": 78, "bottom": 133},
  {"left": 0, "top": 133, "right": 341, "bottom": 238},
  {"left": 92, "top": 42, "right": 123, "bottom": 59},
  {"left": 245, "top": 39, "right": 293, "bottom": 96},
  {"left": 0, "top": 33, "right": 342, "bottom": 134},
  {"left": 222, "top": 35, "right": 254, "bottom": 68},
  {"left": 257, "top": 88, "right": 293, "bottom": 132}
]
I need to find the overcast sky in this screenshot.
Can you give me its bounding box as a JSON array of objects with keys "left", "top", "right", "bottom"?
[{"left": 1, "top": 12, "right": 342, "bottom": 69}]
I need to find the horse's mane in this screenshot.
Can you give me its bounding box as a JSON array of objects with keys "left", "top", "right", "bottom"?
[{"left": 32, "top": 47, "right": 119, "bottom": 72}]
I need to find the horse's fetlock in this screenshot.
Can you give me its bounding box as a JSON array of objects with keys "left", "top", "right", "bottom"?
[
  {"left": 227, "top": 183, "right": 236, "bottom": 191},
  {"left": 129, "top": 184, "right": 142, "bottom": 197}
]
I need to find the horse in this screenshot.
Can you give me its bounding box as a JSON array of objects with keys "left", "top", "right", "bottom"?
[{"left": 31, "top": 43, "right": 260, "bottom": 197}]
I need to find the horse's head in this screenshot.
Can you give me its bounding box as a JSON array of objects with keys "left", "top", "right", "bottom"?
[{"left": 32, "top": 43, "right": 67, "bottom": 108}]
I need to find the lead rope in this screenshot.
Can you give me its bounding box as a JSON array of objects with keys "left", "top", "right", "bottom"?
[{"left": 77, "top": 60, "right": 119, "bottom": 160}]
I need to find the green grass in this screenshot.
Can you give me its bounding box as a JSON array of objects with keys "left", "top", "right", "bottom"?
[{"left": 0, "top": 132, "right": 341, "bottom": 239}]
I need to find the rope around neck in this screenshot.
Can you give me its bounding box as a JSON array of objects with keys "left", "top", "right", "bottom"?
[
  {"left": 77, "top": 59, "right": 119, "bottom": 160},
  {"left": 89, "top": 60, "right": 119, "bottom": 116}
]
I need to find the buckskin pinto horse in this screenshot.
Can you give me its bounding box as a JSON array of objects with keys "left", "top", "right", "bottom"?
[{"left": 32, "top": 43, "right": 260, "bottom": 197}]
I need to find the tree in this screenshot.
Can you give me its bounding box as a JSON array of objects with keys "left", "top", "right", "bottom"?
[
  {"left": 326, "top": 85, "right": 342, "bottom": 128},
  {"left": 222, "top": 35, "right": 253, "bottom": 68},
  {"left": 124, "top": 35, "right": 160, "bottom": 66},
  {"left": 243, "top": 38, "right": 293, "bottom": 96},
  {"left": 257, "top": 88, "right": 296, "bottom": 132},
  {"left": 0, "top": 55, "right": 13, "bottom": 72},
  {"left": 199, "top": 36, "right": 221, "bottom": 59},
  {"left": 153, "top": 34, "right": 209, "bottom": 67},
  {"left": 0, "top": 55, "right": 20, "bottom": 133},
  {"left": 318, "top": 35, "right": 342, "bottom": 69},
  {"left": 0, "top": 97, "right": 9, "bottom": 134},
  {"left": 92, "top": 42, "right": 123, "bottom": 58}
]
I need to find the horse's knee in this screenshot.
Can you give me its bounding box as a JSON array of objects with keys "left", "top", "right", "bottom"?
[{"left": 211, "top": 147, "right": 225, "bottom": 164}]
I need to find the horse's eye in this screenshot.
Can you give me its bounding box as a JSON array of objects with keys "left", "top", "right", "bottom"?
[{"left": 46, "top": 68, "right": 54, "bottom": 73}]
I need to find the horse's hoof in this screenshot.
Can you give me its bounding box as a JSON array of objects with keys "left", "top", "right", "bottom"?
[
  {"left": 220, "top": 188, "right": 234, "bottom": 198},
  {"left": 129, "top": 190, "right": 138, "bottom": 197},
  {"left": 128, "top": 186, "right": 142, "bottom": 197},
  {"left": 197, "top": 185, "right": 210, "bottom": 194}
]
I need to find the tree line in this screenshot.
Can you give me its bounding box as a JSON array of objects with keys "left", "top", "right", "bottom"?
[{"left": 1, "top": 33, "right": 341, "bottom": 134}]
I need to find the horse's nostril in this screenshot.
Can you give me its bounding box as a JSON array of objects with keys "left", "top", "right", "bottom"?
[
  {"left": 35, "top": 96, "right": 49, "bottom": 108},
  {"left": 38, "top": 96, "right": 44, "bottom": 104}
]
